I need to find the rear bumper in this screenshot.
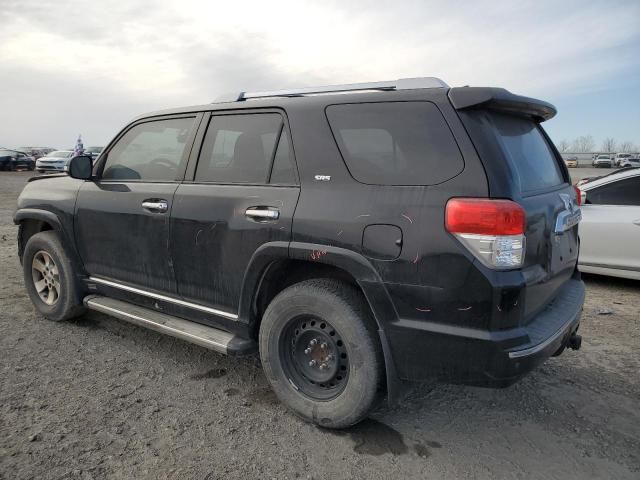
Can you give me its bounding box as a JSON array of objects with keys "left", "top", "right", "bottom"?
[{"left": 386, "top": 278, "right": 585, "bottom": 387}]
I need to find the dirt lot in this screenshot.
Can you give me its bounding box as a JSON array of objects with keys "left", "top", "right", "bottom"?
[{"left": 1, "top": 171, "right": 638, "bottom": 480}]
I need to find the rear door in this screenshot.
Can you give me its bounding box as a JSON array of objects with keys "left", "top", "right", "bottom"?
[
  {"left": 75, "top": 115, "right": 199, "bottom": 293},
  {"left": 458, "top": 111, "right": 580, "bottom": 321},
  {"left": 580, "top": 175, "right": 640, "bottom": 272},
  {"left": 170, "top": 110, "right": 300, "bottom": 316}
]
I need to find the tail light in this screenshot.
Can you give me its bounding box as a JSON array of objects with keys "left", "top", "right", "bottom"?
[
  {"left": 445, "top": 198, "right": 526, "bottom": 270},
  {"left": 574, "top": 185, "right": 585, "bottom": 205}
]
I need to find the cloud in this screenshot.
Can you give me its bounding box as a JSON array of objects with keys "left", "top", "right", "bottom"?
[{"left": 0, "top": 0, "right": 638, "bottom": 147}]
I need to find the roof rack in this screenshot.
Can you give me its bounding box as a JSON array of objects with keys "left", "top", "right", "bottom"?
[{"left": 214, "top": 77, "right": 448, "bottom": 103}]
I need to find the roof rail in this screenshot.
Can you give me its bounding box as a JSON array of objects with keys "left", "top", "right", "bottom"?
[{"left": 214, "top": 77, "right": 448, "bottom": 103}]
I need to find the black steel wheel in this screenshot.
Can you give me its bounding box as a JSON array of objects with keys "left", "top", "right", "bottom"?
[
  {"left": 260, "top": 279, "right": 383, "bottom": 429},
  {"left": 280, "top": 315, "right": 350, "bottom": 400}
]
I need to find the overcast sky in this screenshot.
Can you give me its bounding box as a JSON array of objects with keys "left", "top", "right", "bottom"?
[{"left": 1, "top": 0, "right": 639, "bottom": 150}]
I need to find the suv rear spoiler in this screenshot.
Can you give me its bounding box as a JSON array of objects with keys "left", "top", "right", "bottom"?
[{"left": 448, "top": 87, "right": 556, "bottom": 122}]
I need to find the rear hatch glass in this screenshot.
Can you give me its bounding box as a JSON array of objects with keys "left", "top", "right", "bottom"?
[
  {"left": 489, "top": 113, "right": 564, "bottom": 193},
  {"left": 460, "top": 110, "right": 578, "bottom": 322}
]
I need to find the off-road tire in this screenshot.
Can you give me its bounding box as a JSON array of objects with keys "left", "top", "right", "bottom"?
[{"left": 259, "top": 279, "right": 383, "bottom": 429}]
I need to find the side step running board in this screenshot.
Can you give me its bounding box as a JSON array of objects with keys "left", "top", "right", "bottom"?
[{"left": 84, "top": 295, "right": 256, "bottom": 356}]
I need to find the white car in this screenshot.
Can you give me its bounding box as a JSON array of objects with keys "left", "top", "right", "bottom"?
[
  {"left": 592, "top": 154, "right": 613, "bottom": 168},
  {"left": 620, "top": 158, "right": 640, "bottom": 169},
  {"left": 614, "top": 153, "right": 634, "bottom": 167},
  {"left": 577, "top": 168, "right": 640, "bottom": 280},
  {"left": 35, "top": 150, "right": 74, "bottom": 173}
]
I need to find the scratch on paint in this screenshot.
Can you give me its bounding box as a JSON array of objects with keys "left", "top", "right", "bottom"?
[
  {"left": 337, "top": 230, "right": 343, "bottom": 237},
  {"left": 416, "top": 307, "right": 431, "bottom": 312},
  {"left": 413, "top": 251, "right": 419, "bottom": 264},
  {"left": 310, "top": 249, "right": 327, "bottom": 261},
  {"left": 401, "top": 213, "right": 413, "bottom": 224},
  {"left": 458, "top": 306, "right": 472, "bottom": 311},
  {"left": 356, "top": 214, "right": 371, "bottom": 219},
  {"left": 195, "top": 229, "right": 203, "bottom": 245}
]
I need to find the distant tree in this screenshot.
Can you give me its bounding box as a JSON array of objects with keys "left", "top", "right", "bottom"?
[
  {"left": 618, "top": 141, "right": 635, "bottom": 153},
  {"left": 601, "top": 137, "right": 616, "bottom": 153},
  {"left": 573, "top": 135, "right": 595, "bottom": 153},
  {"left": 557, "top": 140, "right": 571, "bottom": 152}
]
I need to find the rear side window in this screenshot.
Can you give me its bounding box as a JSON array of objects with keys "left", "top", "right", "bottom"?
[
  {"left": 488, "top": 113, "right": 564, "bottom": 193},
  {"left": 326, "top": 102, "right": 463, "bottom": 185},
  {"left": 587, "top": 177, "right": 640, "bottom": 206},
  {"left": 196, "top": 113, "right": 284, "bottom": 184}
]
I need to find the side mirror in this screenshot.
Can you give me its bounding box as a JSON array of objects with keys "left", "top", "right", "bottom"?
[{"left": 68, "top": 155, "right": 93, "bottom": 179}]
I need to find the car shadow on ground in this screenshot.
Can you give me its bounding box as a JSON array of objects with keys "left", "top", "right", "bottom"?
[{"left": 581, "top": 272, "right": 639, "bottom": 290}]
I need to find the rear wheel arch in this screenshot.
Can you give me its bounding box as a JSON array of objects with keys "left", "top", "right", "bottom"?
[
  {"left": 240, "top": 242, "right": 402, "bottom": 404},
  {"left": 240, "top": 242, "right": 398, "bottom": 332}
]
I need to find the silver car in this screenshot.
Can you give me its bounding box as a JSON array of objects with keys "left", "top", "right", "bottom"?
[
  {"left": 578, "top": 168, "right": 640, "bottom": 280},
  {"left": 592, "top": 154, "right": 613, "bottom": 168},
  {"left": 35, "top": 150, "right": 74, "bottom": 173}
]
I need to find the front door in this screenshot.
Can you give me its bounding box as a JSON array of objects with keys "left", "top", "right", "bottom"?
[
  {"left": 170, "top": 111, "right": 300, "bottom": 314},
  {"left": 75, "top": 115, "right": 199, "bottom": 294}
]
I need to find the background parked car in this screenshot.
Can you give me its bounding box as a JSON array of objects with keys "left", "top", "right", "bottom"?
[
  {"left": 620, "top": 158, "right": 640, "bottom": 168},
  {"left": 35, "top": 150, "right": 74, "bottom": 173},
  {"left": 16, "top": 147, "right": 50, "bottom": 160},
  {"left": 565, "top": 156, "right": 578, "bottom": 168},
  {"left": 0, "top": 149, "right": 35, "bottom": 171},
  {"left": 614, "top": 152, "right": 634, "bottom": 167},
  {"left": 592, "top": 154, "right": 613, "bottom": 168},
  {"left": 577, "top": 167, "right": 640, "bottom": 280},
  {"left": 84, "top": 146, "right": 104, "bottom": 162}
]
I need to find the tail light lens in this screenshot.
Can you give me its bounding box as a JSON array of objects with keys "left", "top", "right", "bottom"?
[
  {"left": 574, "top": 185, "right": 584, "bottom": 206},
  {"left": 446, "top": 198, "right": 526, "bottom": 270}
]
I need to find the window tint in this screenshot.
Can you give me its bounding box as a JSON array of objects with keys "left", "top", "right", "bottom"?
[
  {"left": 102, "top": 117, "right": 195, "bottom": 181},
  {"left": 269, "top": 129, "right": 296, "bottom": 184},
  {"left": 587, "top": 177, "right": 640, "bottom": 206},
  {"left": 196, "top": 114, "right": 283, "bottom": 183},
  {"left": 326, "top": 102, "right": 463, "bottom": 185},
  {"left": 488, "top": 113, "right": 564, "bottom": 193}
]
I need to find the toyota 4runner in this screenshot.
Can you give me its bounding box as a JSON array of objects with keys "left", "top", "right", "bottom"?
[{"left": 15, "top": 77, "right": 585, "bottom": 428}]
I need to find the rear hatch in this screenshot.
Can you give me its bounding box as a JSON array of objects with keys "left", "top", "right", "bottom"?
[{"left": 451, "top": 89, "right": 580, "bottom": 322}]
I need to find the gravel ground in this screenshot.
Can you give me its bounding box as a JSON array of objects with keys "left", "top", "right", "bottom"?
[{"left": 1, "top": 171, "right": 638, "bottom": 480}]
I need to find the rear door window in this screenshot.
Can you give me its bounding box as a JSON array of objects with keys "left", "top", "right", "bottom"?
[
  {"left": 488, "top": 113, "right": 564, "bottom": 193},
  {"left": 196, "top": 113, "right": 283, "bottom": 184},
  {"left": 326, "top": 102, "right": 463, "bottom": 185},
  {"left": 269, "top": 129, "right": 297, "bottom": 184}
]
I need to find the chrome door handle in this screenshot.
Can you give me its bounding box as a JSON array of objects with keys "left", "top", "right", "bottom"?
[
  {"left": 142, "top": 200, "right": 169, "bottom": 213},
  {"left": 245, "top": 207, "right": 279, "bottom": 220}
]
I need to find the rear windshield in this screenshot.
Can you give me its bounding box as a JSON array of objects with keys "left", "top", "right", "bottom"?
[
  {"left": 488, "top": 113, "right": 564, "bottom": 193},
  {"left": 326, "top": 102, "right": 464, "bottom": 185}
]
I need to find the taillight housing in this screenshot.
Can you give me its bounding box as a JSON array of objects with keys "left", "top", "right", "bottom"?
[
  {"left": 445, "top": 198, "right": 526, "bottom": 270},
  {"left": 574, "top": 185, "right": 585, "bottom": 206}
]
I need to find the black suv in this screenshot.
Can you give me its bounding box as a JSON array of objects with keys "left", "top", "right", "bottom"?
[{"left": 15, "top": 78, "right": 584, "bottom": 428}]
